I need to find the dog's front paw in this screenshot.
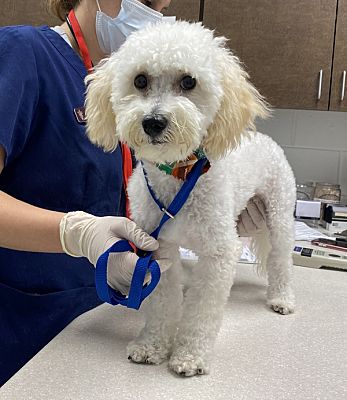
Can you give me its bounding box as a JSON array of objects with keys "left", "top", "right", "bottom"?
[
  {"left": 267, "top": 297, "right": 295, "bottom": 315},
  {"left": 127, "top": 339, "right": 171, "bottom": 365},
  {"left": 267, "top": 285, "right": 295, "bottom": 315},
  {"left": 169, "top": 351, "right": 210, "bottom": 377}
]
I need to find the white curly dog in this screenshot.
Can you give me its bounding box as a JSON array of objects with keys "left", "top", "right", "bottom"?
[{"left": 85, "top": 21, "right": 296, "bottom": 377}]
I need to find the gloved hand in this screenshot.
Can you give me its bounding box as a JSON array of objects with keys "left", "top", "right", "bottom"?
[
  {"left": 59, "top": 211, "right": 171, "bottom": 294},
  {"left": 237, "top": 196, "right": 266, "bottom": 237}
]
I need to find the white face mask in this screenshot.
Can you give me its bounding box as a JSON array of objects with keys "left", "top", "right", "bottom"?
[{"left": 96, "top": 0, "right": 175, "bottom": 54}]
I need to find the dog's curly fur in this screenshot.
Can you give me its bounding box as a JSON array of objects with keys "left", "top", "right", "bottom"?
[{"left": 85, "top": 21, "right": 296, "bottom": 377}]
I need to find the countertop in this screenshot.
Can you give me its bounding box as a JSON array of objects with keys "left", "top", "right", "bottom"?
[{"left": 1, "top": 264, "right": 346, "bottom": 400}]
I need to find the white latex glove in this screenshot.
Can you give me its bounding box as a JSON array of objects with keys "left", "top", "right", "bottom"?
[
  {"left": 152, "top": 239, "right": 178, "bottom": 266},
  {"left": 60, "top": 211, "right": 171, "bottom": 294},
  {"left": 237, "top": 196, "right": 266, "bottom": 237}
]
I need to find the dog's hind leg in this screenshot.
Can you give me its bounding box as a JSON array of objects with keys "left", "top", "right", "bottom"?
[
  {"left": 127, "top": 247, "right": 183, "bottom": 365},
  {"left": 263, "top": 183, "right": 296, "bottom": 315},
  {"left": 169, "top": 238, "right": 241, "bottom": 377}
]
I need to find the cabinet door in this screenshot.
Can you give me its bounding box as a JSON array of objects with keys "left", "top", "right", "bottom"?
[
  {"left": 330, "top": 0, "right": 347, "bottom": 111},
  {"left": 203, "top": 0, "right": 337, "bottom": 110},
  {"left": 1, "top": 0, "right": 59, "bottom": 26},
  {"left": 164, "top": 0, "right": 200, "bottom": 21},
  {"left": 0, "top": 0, "right": 200, "bottom": 28}
]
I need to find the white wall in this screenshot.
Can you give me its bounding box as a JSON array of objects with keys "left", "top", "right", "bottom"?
[{"left": 256, "top": 109, "right": 347, "bottom": 203}]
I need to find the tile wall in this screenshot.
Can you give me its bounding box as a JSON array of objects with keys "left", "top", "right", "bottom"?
[{"left": 256, "top": 110, "right": 347, "bottom": 203}]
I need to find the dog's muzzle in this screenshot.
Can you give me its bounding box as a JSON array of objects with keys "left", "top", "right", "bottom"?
[{"left": 142, "top": 115, "right": 168, "bottom": 138}]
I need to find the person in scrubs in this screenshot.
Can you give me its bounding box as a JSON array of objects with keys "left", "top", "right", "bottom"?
[{"left": 0, "top": 0, "right": 266, "bottom": 385}]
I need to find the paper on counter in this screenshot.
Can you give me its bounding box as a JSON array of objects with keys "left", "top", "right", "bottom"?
[
  {"left": 295, "top": 221, "right": 333, "bottom": 241},
  {"left": 179, "top": 221, "right": 334, "bottom": 265},
  {"left": 179, "top": 247, "right": 199, "bottom": 261},
  {"left": 179, "top": 244, "right": 256, "bottom": 263}
]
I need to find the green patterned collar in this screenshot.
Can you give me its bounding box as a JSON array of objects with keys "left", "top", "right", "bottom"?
[{"left": 157, "top": 148, "right": 206, "bottom": 176}]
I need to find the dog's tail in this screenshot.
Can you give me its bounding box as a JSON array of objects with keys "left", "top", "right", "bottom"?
[{"left": 249, "top": 228, "right": 272, "bottom": 277}]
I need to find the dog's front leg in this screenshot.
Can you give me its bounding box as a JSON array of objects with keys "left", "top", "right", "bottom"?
[
  {"left": 169, "top": 245, "right": 240, "bottom": 377},
  {"left": 127, "top": 247, "right": 183, "bottom": 365}
]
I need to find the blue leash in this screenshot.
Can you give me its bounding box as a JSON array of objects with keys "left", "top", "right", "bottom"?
[{"left": 95, "top": 157, "right": 208, "bottom": 310}]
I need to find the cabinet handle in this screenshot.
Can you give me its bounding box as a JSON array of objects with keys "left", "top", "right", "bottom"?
[
  {"left": 317, "top": 69, "right": 323, "bottom": 100},
  {"left": 341, "top": 70, "right": 346, "bottom": 101}
]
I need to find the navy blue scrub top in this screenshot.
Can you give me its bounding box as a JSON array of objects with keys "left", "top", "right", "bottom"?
[{"left": 0, "top": 25, "right": 125, "bottom": 385}]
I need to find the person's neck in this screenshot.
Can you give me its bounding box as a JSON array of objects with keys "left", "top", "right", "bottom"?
[{"left": 61, "top": 7, "right": 106, "bottom": 66}]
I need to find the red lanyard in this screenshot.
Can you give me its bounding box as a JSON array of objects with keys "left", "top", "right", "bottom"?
[
  {"left": 67, "top": 9, "right": 133, "bottom": 218},
  {"left": 67, "top": 10, "right": 94, "bottom": 73}
]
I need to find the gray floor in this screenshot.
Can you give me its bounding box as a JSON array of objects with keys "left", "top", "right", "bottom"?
[{"left": 1, "top": 264, "right": 347, "bottom": 400}]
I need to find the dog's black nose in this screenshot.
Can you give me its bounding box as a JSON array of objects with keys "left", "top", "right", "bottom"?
[{"left": 142, "top": 115, "right": 168, "bottom": 137}]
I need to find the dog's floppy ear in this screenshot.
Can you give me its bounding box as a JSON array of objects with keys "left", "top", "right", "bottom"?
[
  {"left": 203, "top": 44, "right": 269, "bottom": 159},
  {"left": 85, "top": 59, "right": 117, "bottom": 152}
]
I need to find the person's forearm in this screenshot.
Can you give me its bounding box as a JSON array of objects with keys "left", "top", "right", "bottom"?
[{"left": 0, "top": 191, "right": 65, "bottom": 252}]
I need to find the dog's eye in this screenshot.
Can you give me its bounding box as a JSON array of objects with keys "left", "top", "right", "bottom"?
[
  {"left": 134, "top": 74, "right": 148, "bottom": 90},
  {"left": 180, "top": 75, "right": 196, "bottom": 91}
]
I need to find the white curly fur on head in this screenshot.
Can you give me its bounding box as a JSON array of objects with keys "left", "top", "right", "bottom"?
[{"left": 85, "top": 21, "right": 269, "bottom": 162}]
